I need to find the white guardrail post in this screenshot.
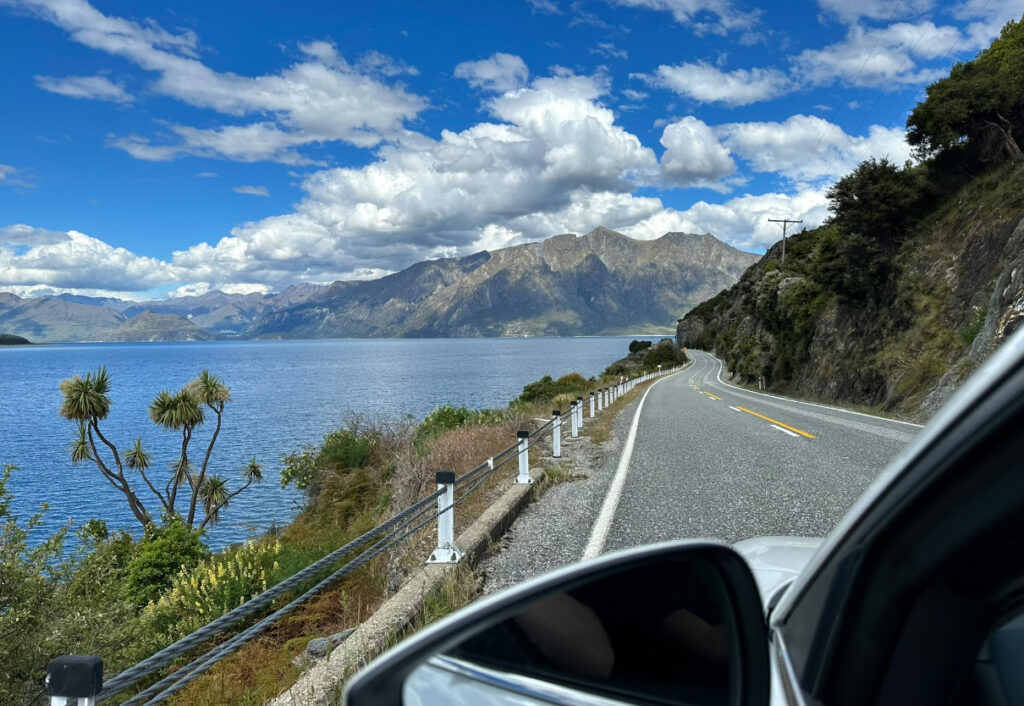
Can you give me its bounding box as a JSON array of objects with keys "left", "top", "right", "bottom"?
[
  {"left": 575, "top": 396, "right": 583, "bottom": 432},
  {"left": 597, "top": 388, "right": 604, "bottom": 412},
  {"left": 516, "top": 430, "right": 533, "bottom": 484},
  {"left": 552, "top": 410, "right": 562, "bottom": 458},
  {"left": 589, "top": 392, "right": 595, "bottom": 418},
  {"left": 427, "top": 470, "right": 463, "bottom": 564},
  {"left": 46, "top": 655, "right": 103, "bottom": 706}
]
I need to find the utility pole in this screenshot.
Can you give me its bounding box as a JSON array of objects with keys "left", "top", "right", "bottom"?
[{"left": 768, "top": 218, "right": 802, "bottom": 268}]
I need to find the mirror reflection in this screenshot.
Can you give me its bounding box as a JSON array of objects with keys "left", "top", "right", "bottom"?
[{"left": 405, "top": 554, "right": 736, "bottom": 706}]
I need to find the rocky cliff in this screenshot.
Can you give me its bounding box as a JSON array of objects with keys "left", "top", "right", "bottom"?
[
  {"left": 677, "top": 161, "right": 1024, "bottom": 421},
  {"left": 251, "top": 228, "right": 757, "bottom": 339}
]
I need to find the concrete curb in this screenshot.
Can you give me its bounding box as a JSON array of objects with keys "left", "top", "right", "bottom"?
[{"left": 269, "top": 472, "right": 544, "bottom": 706}]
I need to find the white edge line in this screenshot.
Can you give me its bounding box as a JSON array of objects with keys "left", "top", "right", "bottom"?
[
  {"left": 729, "top": 406, "right": 742, "bottom": 412},
  {"left": 582, "top": 371, "right": 679, "bottom": 559},
  {"left": 711, "top": 355, "right": 923, "bottom": 428},
  {"left": 770, "top": 424, "right": 800, "bottom": 438}
]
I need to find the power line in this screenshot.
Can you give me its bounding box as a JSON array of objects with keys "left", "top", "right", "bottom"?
[{"left": 768, "top": 218, "right": 803, "bottom": 268}]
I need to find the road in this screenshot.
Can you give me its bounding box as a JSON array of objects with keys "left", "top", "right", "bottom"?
[
  {"left": 598, "top": 350, "right": 919, "bottom": 552},
  {"left": 482, "top": 349, "right": 921, "bottom": 592}
]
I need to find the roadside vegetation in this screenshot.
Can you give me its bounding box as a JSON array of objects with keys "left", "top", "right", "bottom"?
[
  {"left": 679, "top": 17, "right": 1024, "bottom": 417},
  {"left": 1, "top": 339, "right": 686, "bottom": 704}
]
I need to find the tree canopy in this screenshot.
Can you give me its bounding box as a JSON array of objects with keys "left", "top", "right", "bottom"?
[{"left": 907, "top": 17, "right": 1024, "bottom": 163}]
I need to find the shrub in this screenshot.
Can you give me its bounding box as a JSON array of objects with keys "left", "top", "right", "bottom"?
[
  {"left": 417, "top": 405, "right": 504, "bottom": 439},
  {"left": 124, "top": 519, "right": 209, "bottom": 607},
  {"left": 628, "top": 339, "right": 653, "bottom": 354},
  {"left": 512, "top": 372, "right": 590, "bottom": 406},
  {"left": 641, "top": 340, "right": 688, "bottom": 370},
  {"left": 145, "top": 538, "right": 283, "bottom": 638}
]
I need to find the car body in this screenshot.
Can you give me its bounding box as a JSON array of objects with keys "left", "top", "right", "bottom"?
[{"left": 347, "top": 326, "right": 1024, "bottom": 706}]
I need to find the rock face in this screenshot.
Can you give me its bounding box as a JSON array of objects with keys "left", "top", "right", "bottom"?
[
  {"left": 677, "top": 163, "right": 1024, "bottom": 421},
  {"left": 250, "top": 228, "right": 757, "bottom": 339},
  {"left": 101, "top": 312, "right": 216, "bottom": 342}
]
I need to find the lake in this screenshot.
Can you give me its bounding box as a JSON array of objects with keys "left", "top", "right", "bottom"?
[{"left": 0, "top": 337, "right": 653, "bottom": 549}]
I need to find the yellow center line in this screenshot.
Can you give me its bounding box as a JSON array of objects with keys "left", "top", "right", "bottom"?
[
  {"left": 702, "top": 391, "right": 722, "bottom": 401},
  {"left": 735, "top": 406, "right": 816, "bottom": 438}
]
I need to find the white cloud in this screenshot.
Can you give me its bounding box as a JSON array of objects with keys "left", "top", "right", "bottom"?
[
  {"left": 717, "top": 114, "right": 911, "bottom": 183},
  {"left": 815, "top": 0, "right": 935, "bottom": 24},
  {"left": 34, "top": 74, "right": 133, "bottom": 103},
  {"left": 0, "top": 225, "right": 180, "bottom": 291},
  {"left": 526, "top": 0, "right": 561, "bottom": 13},
  {"left": 793, "top": 22, "right": 964, "bottom": 87},
  {"left": 14, "top": 0, "right": 426, "bottom": 163},
  {"left": 659, "top": 117, "right": 736, "bottom": 188},
  {"left": 590, "top": 42, "right": 628, "bottom": 59},
  {"left": 454, "top": 53, "right": 530, "bottom": 93},
  {"left": 167, "top": 71, "right": 660, "bottom": 285},
  {"left": 195, "top": 171, "right": 218, "bottom": 178},
  {"left": 635, "top": 61, "right": 791, "bottom": 106},
  {"left": 621, "top": 88, "right": 648, "bottom": 101},
  {"left": 603, "top": 0, "right": 759, "bottom": 34},
  {"left": 622, "top": 189, "right": 830, "bottom": 251},
  {"left": 233, "top": 185, "right": 269, "bottom": 197},
  {"left": 0, "top": 164, "right": 36, "bottom": 188}
]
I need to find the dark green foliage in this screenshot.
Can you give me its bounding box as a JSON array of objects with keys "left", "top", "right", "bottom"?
[
  {"left": 124, "top": 519, "right": 209, "bottom": 606},
  {"left": 641, "top": 340, "right": 687, "bottom": 369},
  {"left": 512, "top": 372, "right": 591, "bottom": 405},
  {"left": 417, "top": 405, "right": 505, "bottom": 438},
  {"left": 0, "top": 333, "right": 31, "bottom": 345},
  {"left": 628, "top": 339, "right": 652, "bottom": 354},
  {"left": 321, "top": 429, "right": 373, "bottom": 470},
  {"left": 826, "top": 158, "right": 930, "bottom": 245},
  {"left": 907, "top": 17, "right": 1024, "bottom": 164}
]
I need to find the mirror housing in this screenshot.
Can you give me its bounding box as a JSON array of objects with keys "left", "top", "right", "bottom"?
[{"left": 346, "top": 541, "right": 769, "bottom": 706}]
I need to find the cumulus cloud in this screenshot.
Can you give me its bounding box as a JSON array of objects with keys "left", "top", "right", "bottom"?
[
  {"left": 622, "top": 189, "right": 830, "bottom": 250},
  {"left": 0, "top": 225, "right": 180, "bottom": 291},
  {"left": 233, "top": 185, "right": 269, "bottom": 197},
  {"left": 659, "top": 117, "right": 736, "bottom": 188},
  {"left": 793, "top": 21, "right": 965, "bottom": 87},
  {"left": 13, "top": 0, "right": 426, "bottom": 163},
  {"left": 603, "top": 0, "right": 759, "bottom": 34},
  {"left": 635, "top": 61, "right": 791, "bottom": 106},
  {"left": 717, "top": 114, "right": 911, "bottom": 183},
  {"left": 454, "top": 53, "right": 530, "bottom": 93},
  {"left": 34, "top": 74, "right": 133, "bottom": 103}
]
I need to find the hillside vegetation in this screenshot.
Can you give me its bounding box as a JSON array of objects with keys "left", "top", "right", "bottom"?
[{"left": 678, "top": 17, "right": 1024, "bottom": 420}]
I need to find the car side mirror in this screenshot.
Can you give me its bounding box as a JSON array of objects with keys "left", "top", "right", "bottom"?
[{"left": 346, "top": 541, "right": 769, "bottom": 706}]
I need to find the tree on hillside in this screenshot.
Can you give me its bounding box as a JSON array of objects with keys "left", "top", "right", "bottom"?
[
  {"left": 907, "top": 17, "right": 1024, "bottom": 163},
  {"left": 59, "top": 367, "right": 262, "bottom": 532},
  {"left": 826, "top": 158, "right": 929, "bottom": 244}
]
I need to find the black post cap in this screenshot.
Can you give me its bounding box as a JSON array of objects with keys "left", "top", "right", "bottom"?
[
  {"left": 553, "top": 409, "right": 560, "bottom": 416},
  {"left": 435, "top": 470, "right": 456, "bottom": 485},
  {"left": 46, "top": 655, "right": 103, "bottom": 697},
  {"left": 517, "top": 430, "right": 530, "bottom": 438}
]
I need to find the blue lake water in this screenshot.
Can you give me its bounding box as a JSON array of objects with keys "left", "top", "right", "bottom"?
[{"left": 0, "top": 337, "right": 654, "bottom": 549}]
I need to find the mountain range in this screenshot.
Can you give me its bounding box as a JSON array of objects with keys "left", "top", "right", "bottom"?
[{"left": 0, "top": 228, "right": 757, "bottom": 342}]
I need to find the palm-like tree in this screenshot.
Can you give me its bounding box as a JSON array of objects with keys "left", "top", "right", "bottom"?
[
  {"left": 183, "top": 371, "right": 230, "bottom": 527},
  {"left": 149, "top": 388, "right": 204, "bottom": 514},
  {"left": 198, "top": 458, "right": 263, "bottom": 530},
  {"left": 59, "top": 367, "right": 151, "bottom": 527}
]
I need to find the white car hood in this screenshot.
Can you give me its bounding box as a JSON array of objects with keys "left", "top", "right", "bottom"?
[{"left": 733, "top": 536, "right": 824, "bottom": 608}]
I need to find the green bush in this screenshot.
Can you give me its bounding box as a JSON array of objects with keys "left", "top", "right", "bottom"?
[
  {"left": 628, "top": 339, "right": 652, "bottom": 354},
  {"left": 512, "top": 372, "right": 591, "bottom": 406},
  {"left": 124, "top": 519, "right": 209, "bottom": 607},
  {"left": 641, "top": 340, "right": 688, "bottom": 370},
  {"left": 321, "top": 429, "right": 373, "bottom": 470}
]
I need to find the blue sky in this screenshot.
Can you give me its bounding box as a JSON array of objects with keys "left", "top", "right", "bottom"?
[{"left": 0, "top": 0, "right": 1018, "bottom": 299}]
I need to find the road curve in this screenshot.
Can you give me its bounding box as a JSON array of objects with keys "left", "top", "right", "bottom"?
[{"left": 599, "top": 350, "right": 918, "bottom": 552}]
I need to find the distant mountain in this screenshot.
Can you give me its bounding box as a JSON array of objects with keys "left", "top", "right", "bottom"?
[
  {"left": 101, "top": 312, "right": 216, "bottom": 342},
  {"left": 0, "top": 333, "right": 32, "bottom": 345},
  {"left": 0, "top": 285, "right": 325, "bottom": 342},
  {"left": 251, "top": 228, "right": 758, "bottom": 339}
]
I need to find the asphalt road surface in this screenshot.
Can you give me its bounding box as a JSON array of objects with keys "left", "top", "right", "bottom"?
[{"left": 598, "top": 350, "right": 920, "bottom": 553}]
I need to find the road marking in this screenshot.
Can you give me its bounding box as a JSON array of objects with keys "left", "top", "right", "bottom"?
[
  {"left": 702, "top": 391, "right": 722, "bottom": 401},
  {"left": 735, "top": 406, "right": 816, "bottom": 438},
  {"left": 770, "top": 424, "right": 800, "bottom": 438},
  {"left": 729, "top": 406, "right": 742, "bottom": 412},
  {"left": 583, "top": 370, "right": 678, "bottom": 559},
  {"left": 711, "top": 355, "right": 923, "bottom": 428}
]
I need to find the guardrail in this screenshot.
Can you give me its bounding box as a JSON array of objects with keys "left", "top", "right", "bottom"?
[{"left": 45, "top": 365, "right": 680, "bottom": 704}]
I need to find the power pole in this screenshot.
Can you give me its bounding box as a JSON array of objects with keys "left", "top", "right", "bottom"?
[{"left": 768, "top": 218, "right": 802, "bottom": 268}]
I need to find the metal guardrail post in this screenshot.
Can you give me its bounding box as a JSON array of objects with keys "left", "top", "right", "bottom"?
[
  {"left": 598, "top": 388, "right": 604, "bottom": 411},
  {"left": 575, "top": 396, "right": 583, "bottom": 432},
  {"left": 552, "top": 410, "right": 562, "bottom": 458},
  {"left": 46, "top": 655, "right": 103, "bottom": 706},
  {"left": 427, "top": 470, "right": 463, "bottom": 564},
  {"left": 516, "top": 430, "right": 533, "bottom": 484},
  {"left": 589, "top": 392, "right": 595, "bottom": 418}
]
